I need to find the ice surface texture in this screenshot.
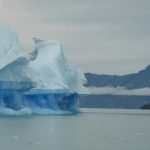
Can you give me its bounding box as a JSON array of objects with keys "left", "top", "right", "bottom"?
[{"left": 0, "top": 22, "right": 87, "bottom": 115}]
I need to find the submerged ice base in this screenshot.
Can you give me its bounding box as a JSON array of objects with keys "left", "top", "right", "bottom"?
[
  {"left": 0, "top": 22, "right": 88, "bottom": 115},
  {"left": 0, "top": 89, "right": 80, "bottom": 115}
]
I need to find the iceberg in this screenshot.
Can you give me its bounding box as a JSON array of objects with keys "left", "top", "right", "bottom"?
[{"left": 0, "top": 22, "right": 88, "bottom": 115}]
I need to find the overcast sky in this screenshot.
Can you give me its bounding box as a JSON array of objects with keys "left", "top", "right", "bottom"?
[{"left": 0, "top": 0, "right": 150, "bottom": 74}]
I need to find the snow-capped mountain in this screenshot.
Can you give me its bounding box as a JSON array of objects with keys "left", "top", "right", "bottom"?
[{"left": 85, "top": 65, "right": 150, "bottom": 89}]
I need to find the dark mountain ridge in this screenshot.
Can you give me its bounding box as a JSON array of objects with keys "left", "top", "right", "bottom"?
[{"left": 85, "top": 65, "right": 150, "bottom": 89}]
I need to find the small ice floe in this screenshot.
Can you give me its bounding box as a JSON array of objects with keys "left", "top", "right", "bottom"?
[
  {"left": 13, "top": 135, "right": 19, "bottom": 139},
  {"left": 28, "top": 141, "right": 40, "bottom": 146},
  {"left": 48, "top": 128, "right": 56, "bottom": 131},
  {"left": 135, "top": 132, "right": 143, "bottom": 136}
]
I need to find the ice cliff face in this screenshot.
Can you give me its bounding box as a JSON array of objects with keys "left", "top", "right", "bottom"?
[
  {"left": 0, "top": 22, "right": 87, "bottom": 115},
  {"left": 29, "top": 37, "right": 87, "bottom": 93}
]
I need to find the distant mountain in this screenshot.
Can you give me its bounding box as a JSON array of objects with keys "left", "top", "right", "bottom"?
[{"left": 85, "top": 65, "right": 150, "bottom": 89}]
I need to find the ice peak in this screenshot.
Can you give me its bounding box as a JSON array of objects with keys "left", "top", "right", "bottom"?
[
  {"left": 0, "top": 22, "right": 27, "bottom": 70},
  {"left": 32, "top": 37, "right": 45, "bottom": 45},
  {"left": 33, "top": 37, "right": 61, "bottom": 49}
]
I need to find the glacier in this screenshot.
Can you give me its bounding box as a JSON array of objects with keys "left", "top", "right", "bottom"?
[{"left": 0, "top": 22, "right": 88, "bottom": 115}]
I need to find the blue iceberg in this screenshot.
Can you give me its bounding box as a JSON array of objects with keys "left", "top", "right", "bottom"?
[{"left": 0, "top": 22, "right": 88, "bottom": 115}]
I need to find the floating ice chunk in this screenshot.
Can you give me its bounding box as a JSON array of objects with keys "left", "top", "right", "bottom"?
[
  {"left": 28, "top": 141, "right": 40, "bottom": 145},
  {"left": 13, "top": 136, "right": 20, "bottom": 139},
  {"left": 48, "top": 128, "right": 56, "bottom": 131}
]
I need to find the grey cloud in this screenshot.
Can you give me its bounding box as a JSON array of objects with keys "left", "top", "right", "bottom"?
[{"left": 0, "top": 0, "right": 150, "bottom": 74}]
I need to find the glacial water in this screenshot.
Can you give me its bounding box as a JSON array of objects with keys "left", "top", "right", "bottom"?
[{"left": 0, "top": 108, "right": 150, "bottom": 150}]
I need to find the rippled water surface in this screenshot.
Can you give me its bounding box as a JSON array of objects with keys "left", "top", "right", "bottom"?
[{"left": 0, "top": 108, "right": 150, "bottom": 150}]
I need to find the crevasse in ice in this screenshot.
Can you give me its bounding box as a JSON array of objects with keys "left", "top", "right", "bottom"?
[{"left": 0, "top": 22, "right": 88, "bottom": 115}]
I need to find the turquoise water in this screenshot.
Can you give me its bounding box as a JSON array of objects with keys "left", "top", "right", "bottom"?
[{"left": 0, "top": 108, "right": 150, "bottom": 150}]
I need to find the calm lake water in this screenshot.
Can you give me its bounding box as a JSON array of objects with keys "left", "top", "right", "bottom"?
[{"left": 0, "top": 108, "right": 150, "bottom": 150}]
